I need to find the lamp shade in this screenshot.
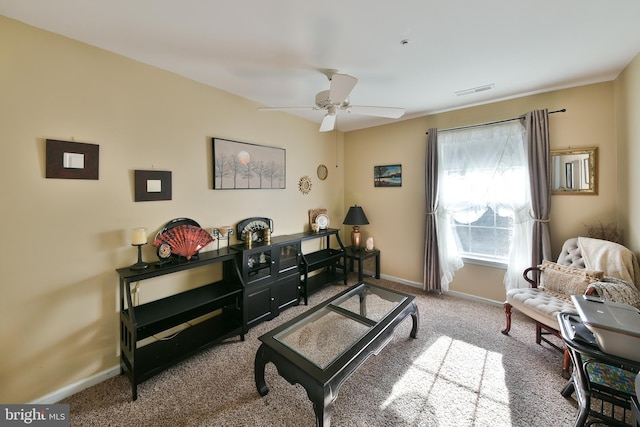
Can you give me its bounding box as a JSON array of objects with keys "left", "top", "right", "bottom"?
[{"left": 343, "top": 206, "right": 369, "bottom": 226}]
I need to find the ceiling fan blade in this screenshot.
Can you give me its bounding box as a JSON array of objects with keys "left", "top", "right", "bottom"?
[
  {"left": 348, "top": 105, "right": 405, "bottom": 119},
  {"left": 329, "top": 73, "right": 358, "bottom": 104},
  {"left": 319, "top": 112, "right": 336, "bottom": 132}
]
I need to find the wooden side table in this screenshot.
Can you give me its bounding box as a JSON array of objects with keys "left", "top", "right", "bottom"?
[{"left": 344, "top": 246, "right": 380, "bottom": 282}]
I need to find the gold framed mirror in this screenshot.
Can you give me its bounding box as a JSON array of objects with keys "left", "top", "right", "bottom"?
[{"left": 551, "top": 147, "right": 597, "bottom": 195}]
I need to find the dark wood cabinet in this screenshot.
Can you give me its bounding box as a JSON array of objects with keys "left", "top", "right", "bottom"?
[
  {"left": 235, "top": 239, "right": 301, "bottom": 329},
  {"left": 116, "top": 248, "right": 244, "bottom": 401},
  {"left": 232, "top": 228, "right": 346, "bottom": 327}
]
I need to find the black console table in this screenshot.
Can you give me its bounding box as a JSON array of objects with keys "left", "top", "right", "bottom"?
[{"left": 117, "top": 248, "right": 244, "bottom": 400}]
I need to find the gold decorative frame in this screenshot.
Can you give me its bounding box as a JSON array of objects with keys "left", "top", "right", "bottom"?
[{"left": 551, "top": 147, "right": 598, "bottom": 195}]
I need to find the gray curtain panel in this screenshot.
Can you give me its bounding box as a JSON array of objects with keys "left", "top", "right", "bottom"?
[
  {"left": 423, "top": 128, "right": 440, "bottom": 292},
  {"left": 524, "top": 109, "right": 552, "bottom": 266}
]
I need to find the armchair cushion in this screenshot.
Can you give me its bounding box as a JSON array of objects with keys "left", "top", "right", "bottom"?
[
  {"left": 539, "top": 260, "right": 604, "bottom": 298},
  {"left": 506, "top": 287, "right": 576, "bottom": 330}
]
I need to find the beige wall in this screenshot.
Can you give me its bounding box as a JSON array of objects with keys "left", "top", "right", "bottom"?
[
  {"left": 615, "top": 53, "right": 640, "bottom": 251},
  {"left": 345, "top": 83, "right": 619, "bottom": 302},
  {"left": 0, "top": 17, "right": 344, "bottom": 403}
]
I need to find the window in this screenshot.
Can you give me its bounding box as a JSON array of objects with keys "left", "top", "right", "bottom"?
[
  {"left": 436, "top": 121, "right": 531, "bottom": 270},
  {"left": 452, "top": 206, "right": 513, "bottom": 263}
]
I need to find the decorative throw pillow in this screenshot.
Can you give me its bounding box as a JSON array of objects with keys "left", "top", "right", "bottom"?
[{"left": 539, "top": 260, "right": 604, "bottom": 296}]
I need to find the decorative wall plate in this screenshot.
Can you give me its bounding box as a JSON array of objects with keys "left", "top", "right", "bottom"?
[
  {"left": 308, "top": 208, "right": 327, "bottom": 227},
  {"left": 299, "top": 176, "right": 312, "bottom": 194},
  {"left": 315, "top": 213, "right": 330, "bottom": 229},
  {"left": 317, "top": 164, "right": 328, "bottom": 181}
]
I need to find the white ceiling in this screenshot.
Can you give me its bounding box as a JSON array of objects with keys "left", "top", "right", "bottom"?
[{"left": 2, "top": 0, "right": 640, "bottom": 132}]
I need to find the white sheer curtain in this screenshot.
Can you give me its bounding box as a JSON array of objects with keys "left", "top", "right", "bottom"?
[{"left": 436, "top": 121, "right": 533, "bottom": 290}]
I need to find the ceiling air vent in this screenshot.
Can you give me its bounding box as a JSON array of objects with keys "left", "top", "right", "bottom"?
[{"left": 455, "top": 84, "right": 495, "bottom": 96}]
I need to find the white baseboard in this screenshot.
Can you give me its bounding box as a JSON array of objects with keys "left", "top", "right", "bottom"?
[
  {"left": 444, "top": 289, "right": 503, "bottom": 307},
  {"left": 379, "top": 272, "right": 503, "bottom": 307},
  {"left": 379, "top": 272, "right": 422, "bottom": 289},
  {"left": 31, "top": 365, "right": 121, "bottom": 404}
]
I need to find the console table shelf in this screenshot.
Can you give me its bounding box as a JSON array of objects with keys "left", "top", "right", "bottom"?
[
  {"left": 299, "top": 229, "right": 347, "bottom": 305},
  {"left": 130, "top": 311, "right": 242, "bottom": 385},
  {"left": 125, "top": 279, "right": 241, "bottom": 340},
  {"left": 302, "top": 248, "right": 344, "bottom": 270},
  {"left": 117, "top": 248, "right": 244, "bottom": 401}
]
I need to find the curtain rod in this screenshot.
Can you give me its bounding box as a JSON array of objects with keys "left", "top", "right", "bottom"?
[{"left": 425, "top": 108, "right": 566, "bottom": 134}]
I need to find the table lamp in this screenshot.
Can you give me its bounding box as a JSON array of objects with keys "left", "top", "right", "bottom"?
[{"left": 343, "top": 205, "right": 369, "bottom": 249}]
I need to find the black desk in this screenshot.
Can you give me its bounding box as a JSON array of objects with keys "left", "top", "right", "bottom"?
[
  {"left": 344, "top": 246, "right": 380, "bottom": 282},
  {"left": 558, "top": 313, "right": 640, "bottom": 427}
]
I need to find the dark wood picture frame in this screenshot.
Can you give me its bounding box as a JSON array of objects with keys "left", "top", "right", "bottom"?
[
  {"left": 212, "top": 137, "right": 286, "bottom": 189},
  {"left": 374, "top": 164, "right": 402, "bottom": 187},
  {"left": 46, "top": 139, "right": 99, "bottom": 179},
  {"left": 134, "top": 170, "right": 172, "bottom": 202}
]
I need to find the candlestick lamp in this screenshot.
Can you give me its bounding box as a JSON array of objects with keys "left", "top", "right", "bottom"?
[
  {"left": 343, "top": 205, "right": 369, "bottom": 249},
  {"left": 130, "top": 227, "right": 149, "bottom": 270}
]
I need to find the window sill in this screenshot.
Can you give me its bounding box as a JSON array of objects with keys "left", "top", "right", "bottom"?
[{"left": 462, "top": 256, "right": 507, "bottom": 269}]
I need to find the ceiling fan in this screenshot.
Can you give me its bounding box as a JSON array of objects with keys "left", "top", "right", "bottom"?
[{"left": 258, "top": 71, "right": 405, "bottom": 132}]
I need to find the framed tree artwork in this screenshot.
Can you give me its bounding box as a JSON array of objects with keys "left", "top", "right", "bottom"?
[{"left": 212, "top": 138, "right": 286, "bottom": 190}]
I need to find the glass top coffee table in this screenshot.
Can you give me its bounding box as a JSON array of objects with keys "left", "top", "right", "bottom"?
[{"left": 254, "top": 282, "right": 419, "bottom": 426}]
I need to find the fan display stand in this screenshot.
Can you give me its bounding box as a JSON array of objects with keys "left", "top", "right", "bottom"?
[{"left": 213, "top": 227, "right": 234, "bottom": 251}]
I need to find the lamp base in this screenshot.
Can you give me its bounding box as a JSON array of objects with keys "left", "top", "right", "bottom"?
[
  {"left": 130, "top": 261, "right": 149, "bottom": 270},
  {"left": 351, "top": 226, "right": 362, "bottom": 249},
  {"left": 130, "top": 243, "right": 149, "bottom": 270}
]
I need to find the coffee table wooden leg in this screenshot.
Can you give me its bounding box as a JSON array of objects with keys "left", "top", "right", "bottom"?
[
  {"left": 309, "top": 386, "right": 334, "bottom": 427},
  {"left": 254, "top": 344, "right": 270, "bottom": 396},
  {"left": 410, "top": 301, "right": 419, "bottom": 338}
]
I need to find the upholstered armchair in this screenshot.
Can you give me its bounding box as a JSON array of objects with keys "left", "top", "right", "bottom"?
[{"left": 502, "top": 237, "right": 640, "bottom": 376}]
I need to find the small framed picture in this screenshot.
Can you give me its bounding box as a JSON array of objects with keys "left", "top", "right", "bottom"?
[
  {"left": 46, "top": 139, "right": 99, "bottom": 179},
  {"left": 374, "top": 164, "right": 402, "bottom": 187},
  {"left": 134, "top": 170, "right": 172, "bottom": 201}
]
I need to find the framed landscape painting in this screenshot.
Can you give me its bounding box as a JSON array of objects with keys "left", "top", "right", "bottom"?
[
  {"left": 212, "top": 138, "right": 286, "bottom": 190},
  {"left": 374, "top": 164, "right": 402, "bottom": 187}
]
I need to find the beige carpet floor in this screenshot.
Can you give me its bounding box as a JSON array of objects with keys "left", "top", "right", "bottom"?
[{"left": 62, "top": 274, "right": 590, "bottom": 426}]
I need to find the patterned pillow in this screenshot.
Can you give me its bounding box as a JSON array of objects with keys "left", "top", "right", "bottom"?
[{"left": 539, "top": 260, "right": 603, "bottom": 296}]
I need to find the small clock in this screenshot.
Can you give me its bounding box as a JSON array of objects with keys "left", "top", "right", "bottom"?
[
  {"left": 157, "top": 243, "right": 172, "bottom": 259},
  {"left": 315, "top": 213, "right": 330, "bottom": 229},
  {"left": 317, "top": 164, "right": 328, "bottom": 181}
]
